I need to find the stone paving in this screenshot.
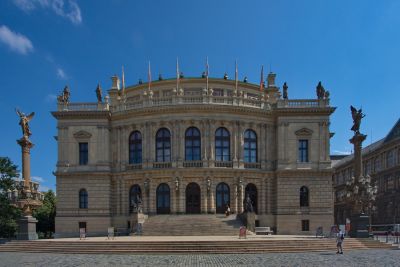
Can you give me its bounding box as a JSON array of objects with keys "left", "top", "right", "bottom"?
[{"left": 0, "top": 249, "right": 399, "bottom": 267}]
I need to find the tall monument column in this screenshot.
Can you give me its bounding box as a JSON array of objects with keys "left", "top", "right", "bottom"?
[{"left": 15, "top": 109, "right": 40, "bottom": 240}]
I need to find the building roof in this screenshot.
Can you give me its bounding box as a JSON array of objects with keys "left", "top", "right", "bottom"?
[{"left": 333, "top": 118, "right": 400, "bottom": 169}]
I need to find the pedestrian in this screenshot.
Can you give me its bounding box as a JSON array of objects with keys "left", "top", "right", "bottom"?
[
  {"left": 225, "top": 204, "right": 231, "bottom": 216},
  {"left": 336, "top": 227, "right": 344, "bottom": 254}
]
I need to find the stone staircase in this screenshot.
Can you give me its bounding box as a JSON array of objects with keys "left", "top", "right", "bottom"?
[
  {"left": 0, "top": 238, "right": 395, "bottom": 254},
  {"left": 141, "top": 214, "right": 243, "bottom": 236}
]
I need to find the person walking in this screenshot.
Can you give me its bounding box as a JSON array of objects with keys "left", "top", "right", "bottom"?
[{"left": 336, "top": 228, "right": 344, "bottom": 254}]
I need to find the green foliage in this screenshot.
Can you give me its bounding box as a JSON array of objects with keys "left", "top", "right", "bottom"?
[
  {"left": 33, "top": 190, "right": 56, "bottom": 238},
  {"left": 0, "top": 157, "right": 21, "bottom": 238}
]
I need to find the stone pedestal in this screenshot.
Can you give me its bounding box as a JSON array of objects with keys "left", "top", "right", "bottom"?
[
  {"left": 17, "top": 216, "right": 38, "bottom": 240},
  {"left": 239, "top": 212, "right": 256, "bottom": 232},
  {"left": 349, "top": 214, "right": 369, "bottom": 238}
]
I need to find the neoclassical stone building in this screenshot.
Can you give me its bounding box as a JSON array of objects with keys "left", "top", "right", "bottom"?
[{"left": 52, "top": 72, "right": 335, "bottom": 237}]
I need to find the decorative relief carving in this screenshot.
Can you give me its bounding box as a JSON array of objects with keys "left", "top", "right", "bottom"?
[
  {"left": 295, "top": 128, "right": 313, "bottom": 136},
  {"left": 73, "top": 130, "right": 92, "bottom": 139}
]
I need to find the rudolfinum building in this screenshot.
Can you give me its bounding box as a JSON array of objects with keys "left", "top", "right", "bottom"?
[{"left": 52, "top": 68, "right": 335, "bottom": 237}]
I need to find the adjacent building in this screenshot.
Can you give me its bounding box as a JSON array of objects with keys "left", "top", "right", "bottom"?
[
  {"left": 333, "top": 119, "right": 400, "bottom": 226},
  {"left": 52, "top": 71, "right": 335, "bottom": 237}
]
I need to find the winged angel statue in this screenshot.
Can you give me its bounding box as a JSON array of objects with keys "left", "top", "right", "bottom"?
[
  {"left": 16, "top": 109, "right": 35, "bottom": 138},
  {"left": 350, "top": 105, "right": 365, "bottom": 133}
]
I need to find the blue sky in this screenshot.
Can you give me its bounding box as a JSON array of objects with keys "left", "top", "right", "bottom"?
[{"left": 1, "top": 0, "right": 399, "bottom": 192}]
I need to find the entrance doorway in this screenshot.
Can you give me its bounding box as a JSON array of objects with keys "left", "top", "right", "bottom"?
[
  {"left": 156, "top": 183, "right": 170, "bottom": 214},
  {"left": 216, "top": 182, "right": 230, "bottom": 213},
  {"left": 186, "top": 182, "right": 201, "bottom": 214},
  {"left": 245, "top": 183, "right": 258, "bottom": 214}
]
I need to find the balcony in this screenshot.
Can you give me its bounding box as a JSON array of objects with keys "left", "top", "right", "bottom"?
[
  {"left": 183, "top": 161, "right": 203, "bottom": 168},
  {"left": 244, "top": 162, "right": 261, "bottom": 169},
  {"left": 126, "top": 163, "right": 142, "bottom": 170},
  {"left": 153, "top": 162, "right": 172, "bottom": 169},
  {"left": 215, "top": 161, "right": 233, "bottom": 168}
]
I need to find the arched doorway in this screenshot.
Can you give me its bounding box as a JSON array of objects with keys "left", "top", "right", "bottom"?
[
  {"left": 156, "top": 183, "right": 170, "bottom": 214},
  {"left": 129, "top": 184, "right": 142, "bottom": 213},
  {"left": 216, "top": 182, "right": 230, "bottom": 213},
  {"left": 186, "top": 183, "right": 201, "bottom": 214},
  {"left": 245, "top": 183, "right": 258, "bottom": 214}
]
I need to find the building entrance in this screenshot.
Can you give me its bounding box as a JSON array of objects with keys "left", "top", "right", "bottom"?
[
  {"left": 156, "top": 183, "right": 170, "bottom": 214},
  {"left": 186, "top": 182, "right": 201, "bottom": 214}
]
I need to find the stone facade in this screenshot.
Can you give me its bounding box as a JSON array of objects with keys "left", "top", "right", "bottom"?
[
  {"left": 333, "top": 119, "right": 400, "bottom": 226},
  {"left": 52, "top": 73, "right": 335, "bottom": 237}
]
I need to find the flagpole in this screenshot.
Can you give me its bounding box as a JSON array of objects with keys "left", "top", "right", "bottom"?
[
  {"left": 235, "top": 60, "right": 238, "bottom": 94},
  {"left": 260, "top": 65, "right": 264, "bottom": 92},
  {"left": 148, "top": 61, "right": 151, "bottom": 92},
  {"left": 122, "top": 65, "right": 125, "bottom": 93},
  {"left": 176, "top": 57, "right": 179, "bottom": 93},
  {"left": 206, "top": 57, "right": 209, "bottom": 91}
]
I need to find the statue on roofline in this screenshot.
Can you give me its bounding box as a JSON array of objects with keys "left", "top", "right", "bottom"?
[
  {"left": 57, "top": 85, "right": 70, "bottom": 104},
  {"left": 95, "top": 83, "right": 102, "bottom": 103},
  {"left": 316, "top": 81, "right": 325, "bottom": 100},
  {"left": 282, "top": 82, "right": 288, "bottom": 99}
]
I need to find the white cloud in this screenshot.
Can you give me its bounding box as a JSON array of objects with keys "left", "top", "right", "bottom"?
[
  {"left": 40, "top": 185, "right": 51, "bottom": 192},
  {"left": 31, "top": 176, "right": 45, "bottom": 182},
  {"left": 45, "top": 94, "right": 58, "bottom": 102},
  {"left": 57, "top": 67, "right": 67, "bottom": 79},
  {"left": 0, "top": 25, "right": 34, "bottom": 55},
  {"left": 13, "top": 0, "right": 82, "bottom": 25}
]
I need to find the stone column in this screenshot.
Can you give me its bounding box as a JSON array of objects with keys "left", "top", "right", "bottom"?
[
  {"left": 238, "top": 181, "right": 244, "bottom": 213},
  {"left": 208, "top": 120, "right": 215, "bottom": 167},
  {"left": 178, "top": 120, "right": 184, "bottom": 167},
  {"left": 238, "top": 122, "right": 244, "bottom": 168},
  {"left": 260, "top": 177, "right": 266, "bottom": 214},
  {"left": 150, "top": 122, "right": 156, "bottom": 165},
  {"left": 232, "top": 184, "right": 238, "bottom": 214},
  {"left": 202, "top": 178, "right": 208, "bottom": 213},
  {"left": 350, "top": 133, "right": 367, "bottom": 183},
  {"left": 261, "top": 124, "right": 267, "bottom": 169},
  {"left": 233, "top": 121, "right": 238, "bottom": 165},
  {"left": 17, "top": 138, "right": 34, "bottom": 192},
  {"left": 209, "top": 178, "right": 215, "bottom": 213},
  {"left": 201, "top": 121, "right": 208, "bottom": 166},
  {"left": 178, "top": 180, "right": 185, "bottom": 214}
]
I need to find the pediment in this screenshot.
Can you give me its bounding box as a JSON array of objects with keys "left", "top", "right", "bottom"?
[
  {"left": 295, "top": 128, "right": 313, "bottom": 136},
  {"left": 73, "top": 130, "right": 92, "bottom": 139}
]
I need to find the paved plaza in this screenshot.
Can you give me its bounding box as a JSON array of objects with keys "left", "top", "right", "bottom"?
[{"left": 0, "top": 249, "right": 399, "bottom": 267}]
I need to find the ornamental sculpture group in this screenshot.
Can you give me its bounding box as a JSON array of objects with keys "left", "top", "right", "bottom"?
[{"left": 346, "top": 105, "right": 378, "bottom": 237}]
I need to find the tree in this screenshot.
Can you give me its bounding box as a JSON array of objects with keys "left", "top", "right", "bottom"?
[
  {"left": 0, "top": 157, "right": 22, "bottom": 238},
  {"left": 33, "top": 190, "right": 56, "bottom": 238}
]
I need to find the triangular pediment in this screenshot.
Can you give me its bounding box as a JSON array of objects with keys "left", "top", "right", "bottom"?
[
  {"left": 384, "top": 119, "right": 400, "bottom": 143},
  {"left": 73, "top": 130, "right": 92, "bottom": 139},
  {"left": 295, "top": 128, "right": 313, "bottom": 136}
]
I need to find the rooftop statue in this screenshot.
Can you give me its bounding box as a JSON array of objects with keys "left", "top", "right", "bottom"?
[
  {"left": 350, "top": 105, "right": 365, "bottom": 133},
  {"left": 283, "top": 82, "right": 288, "bottom": 99},
  {"left": 16, "top": 109, "right": 35, "bottom": 138},
  {"left": 95, "top": 84, "right": 102, "bottom": 103},
  {"left": 316, "top": 81, "right": 325, "bottom": 100},
  {"left": 202, "top": 71, "right": 206, "bottom": 78},
  {"left": 223, "top": 73, "right": 228, "bottom": 80},
  {"left": 158, "top": 74, "right": 163, "bottom": 81},
  {"left": 57, "top": 85, "right": 70, "bottom": 104},
  {"left": 243, "top": 76, "right": 248, "bottom": 83}
]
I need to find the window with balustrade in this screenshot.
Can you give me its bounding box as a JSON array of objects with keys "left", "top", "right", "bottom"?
[
  {"left": 156, "top": 128, "right": 171, "bottom": 162},
  {"left": 244, "top": 129, "right": 257, "bottom": 163},
  {"left": 185, "top": 127, "right": 201, "bottom": 161},
  {"left": 79, "top": 142, "right": 88, "bottom": 165},
  {"left": 298, "top": 140, "right": 309, "bottom": 162},
  {"left": 215, "top": 127, "right": 230, "bottom": 161},
  {"left": 129, "top": 131, "right": 142, "bottom": 164}
]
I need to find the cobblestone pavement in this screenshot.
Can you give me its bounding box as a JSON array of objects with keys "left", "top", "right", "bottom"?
[{"left": 0, "top": 250, "right": 399, "bottom": 267}]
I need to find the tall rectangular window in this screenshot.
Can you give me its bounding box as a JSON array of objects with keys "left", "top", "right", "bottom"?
[
  {"left": 79, "top": 142, "right": 88, "bottom": 165},
  {"left": 298, "top": 140, "right": 309, "bottom": 162},
  {"left": 301, "top": 220, "right": 310, "bottom": 231}
]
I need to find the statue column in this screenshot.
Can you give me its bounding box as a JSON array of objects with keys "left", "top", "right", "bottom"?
[
  {"left": 201, "top": 121, "right": 208, "bottom": 166},
  {"left": 17, "top": 138, "right": 34, "bottom": 196},
  {"left": 202, "top": 178, "right": 208, "bottom": 213},
  {"left": 350, "top": 133, "right": 367, "bottom": 183},
  {"left": 260, "top": 177, "right": 266, "bottom": 214}
]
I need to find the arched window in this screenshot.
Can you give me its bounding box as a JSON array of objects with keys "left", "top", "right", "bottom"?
[
  {"left": 129, "top": 184, "right": 142, "bottom": 213},
  {"left": 244, "top": 129, "right": 257, "bottom": 163},
  {"left": 185, "top": 127, "right": 201, "bottom": 161},
  {"left": 79, "top": 189, "right": 88, "bottom": 209},
  {"left": 300, "top": 186, "right": 309, "bottom": 207},
  {"left": 156, "top": 128, "right": 171, "bottom": 162},
  {"left": 215, "top": 127, "right": 230, "bottom": 161},
  {"left": 129, "top": 131, "right": 142, "bottom": 164}
]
